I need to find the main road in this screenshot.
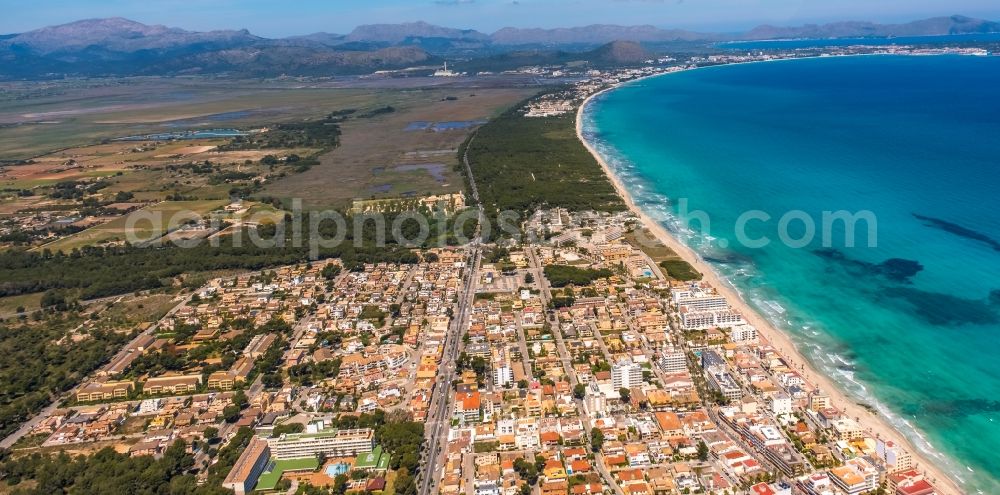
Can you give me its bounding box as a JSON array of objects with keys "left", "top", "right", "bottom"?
[{"left": 418, "top": 131, "right": 486, "bottom": 495}]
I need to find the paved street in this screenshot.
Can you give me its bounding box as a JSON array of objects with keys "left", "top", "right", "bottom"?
[{"left": 419, "top": 130, "right": 485, "bottom": 495}]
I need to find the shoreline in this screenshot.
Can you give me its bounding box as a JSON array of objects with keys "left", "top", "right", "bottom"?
[{"left": 574, "top": 65, "right": 964, "bottom": 494}]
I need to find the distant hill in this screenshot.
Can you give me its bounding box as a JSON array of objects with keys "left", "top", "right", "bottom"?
[
  {"left": 0, "top": 18, "right": 432, "bottom": 78},
  {"left": 589, "top": 41, "right": 652, "bottom": 63},
  {"left": 346, "top": 21, "right": 489, "bottom": 43},
  {"left": 742, "top": 15, "right": 1000, "bottom": 40},
  {"left": 490, "top": 24, "right": 719, "bottom": 44},
  {"left": 5, "top": 17, "right": 259, "bottom": 54},
  {"left": 2, "top": 14, "right": 999, "bottom": 79},
  {"left": 456, "top": 41, "right": 653, "bottom": 73},
  {"left": 284, "top": 32, "right": 346, "bottom": 47}
]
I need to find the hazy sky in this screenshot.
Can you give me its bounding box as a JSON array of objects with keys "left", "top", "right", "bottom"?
[{"left": 3, "top": 0, "right": 999, "bottom": 37}]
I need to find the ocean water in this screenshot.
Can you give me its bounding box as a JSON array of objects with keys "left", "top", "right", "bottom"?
[{"left": 582, "top": 55, "right": 1000, "bottom": 493}]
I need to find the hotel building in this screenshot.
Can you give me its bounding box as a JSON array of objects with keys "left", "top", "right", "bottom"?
[
  {"left": 266, "top": 426, "right": 375, "bottom": 460},
  {"left": 671, "top": 287, "right": 729, "bottom": 312}
]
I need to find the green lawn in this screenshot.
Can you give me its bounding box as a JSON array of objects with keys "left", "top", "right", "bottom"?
[{"left": 255, "top": 457, "right": 320, "bottom": 491}]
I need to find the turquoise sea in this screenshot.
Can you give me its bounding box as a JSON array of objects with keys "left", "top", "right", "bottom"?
[{"left": 582, "top": 55, "right": 1000, "bottom": 493}]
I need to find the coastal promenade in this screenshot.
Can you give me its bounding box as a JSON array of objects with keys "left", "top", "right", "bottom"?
[{"left": 575, "top": 86, "right": 964, "bottom": 495}]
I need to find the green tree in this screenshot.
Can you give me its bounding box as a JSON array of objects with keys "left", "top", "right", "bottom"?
[
  {"left": 263, "top": 372, "right": 283, "bottom": 389},
  {"left": 394, "top": 468, "right": 418, "bottom": 495},
  {"left": 322, "top": 264, "right": 342, "bottom": 280},
  {"left": 232, "top": 389, "right": 249, "bottom": 409},
  {"left": 513, "top": 457, "right": 539, "bottom": 485},
  {"left": 203, "top": 426, "right": 219, "bottom": 442},
  {"left": 697, "top": 440, "right": 709, "bottom": 462},
  {"left": 332, "top": 473, "right": 349, "bottom": 495},
  {"left": 590, "top": 427, "right": 604, "bottom": 452},
  {"left": 222, "top": 404, "right": 240, "bottom": 423}
]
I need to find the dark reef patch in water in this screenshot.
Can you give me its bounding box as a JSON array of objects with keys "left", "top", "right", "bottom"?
[
  {"left": 703, "top": 250, "right": 754, "bottom": 266},
  {"left": 918, "top": 398, "right": 1000, "bottom": 418},
  {"left": 814, "top": 248, "right": 923, "bottom": 283},
  {"left": 879, "top": 287, "right": 999, "bottom": 326},
  {"left": 913, "top": 213, "right": 1000, "bottom": 252}
]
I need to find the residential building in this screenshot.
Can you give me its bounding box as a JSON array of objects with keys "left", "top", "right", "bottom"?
[
  {"left": 707, "top": 371, "right": 743, "bottom": 402},
  {"left": 831, "top": 418, "right": 863, "bottom": 441},
  {"left": 877, "top": 439, "right": 914, "bottom": 473},
  {"left": 770, "top": 394, "right": 793, "bottom": 417},
  {"left": 267, "top": 426, "right": 375, "bottom": 459},
  {"left": 454, "top": 391, "right": 482, "bottom": 425},
  {"left": 887, "top": 469, "right": 935, "bottom": 495},
  {"left": 830, "top": 458, "right": 879, "bottom": 495},
  {"left": 809, "top": 391, "right": 831, "bottom": 411},
  {"left": 658, "top": 350, "right": 687, "bottom": 373},
  {"left": 207, "top": 371, "right": 235, "bottom": 391},
  {"left": 493, "top": 366, "right": 514, "bottom": 388},
  {"left": 76, "top": 380, "right": 134, "bottom": 402},
  {"left": 730, "top": 324, "right": 758, "bottom": 343},
  {"left": 671, "top": 288, "right": 729, "bottom": 312},
  {"left": 612, "top": 360, "right": 643, "bottom": 390},
  {"left": 143, "top": 374, "right": 202, "bottom": 395},
  {"left": 222, "top": 437, "right": 271, "bottom": 495}
]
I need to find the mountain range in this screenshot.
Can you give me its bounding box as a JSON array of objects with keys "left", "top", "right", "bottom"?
[{"left": 1, "top": 15, "right": 998, "bottom": 79}]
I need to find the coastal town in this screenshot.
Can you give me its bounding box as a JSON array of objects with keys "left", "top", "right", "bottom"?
[
  {"left": 520, "top": 44, "right": 990, "bottom": 120},
  {"left": 3, "top": 9, "right": 998, "bottom": 495},
  {"left": 4, "top": 205, "right": 947, "bottom": 495}
]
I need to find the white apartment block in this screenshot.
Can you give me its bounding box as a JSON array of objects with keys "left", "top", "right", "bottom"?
[
  {"left": 730, "top": 324, "right": 758, "bottom": 343},
  {"left": 679, "top": 308, "right": 746, "bottom": 330},
  {"left": 266, "top": 427, "right": 374, "bottom": 459},
  {"left": 671, "top": 287, "right": 729, "bottom": 312},
  {"left": 876, "top": 439, "right": 914, "bottom": 472},
  {"left": 708, "top": 371, "right": 743, "bottom": 401},
  {"left": 584, "top": 382, "right": 607, "bottom": 415},
  {"left": 770, "top": 394, "right": 793, "bottom": 417},
  {"left": 611, "top": 359, "right": 644, "bottom": 390},
  {"left": 659, "top": 349, "right": 688, "bottom": 373},
  {"left": 493, "top": 365, "right": 513, "bottom": 388}
]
